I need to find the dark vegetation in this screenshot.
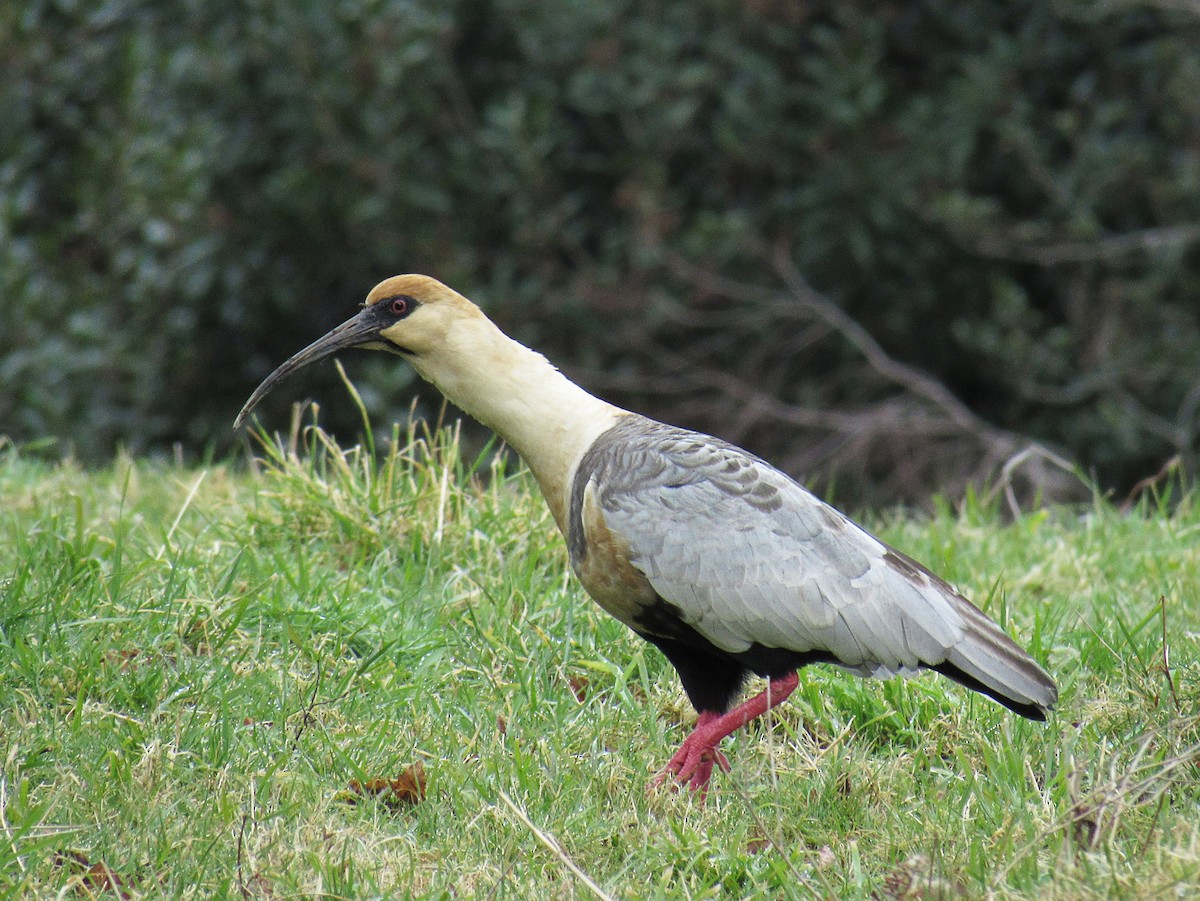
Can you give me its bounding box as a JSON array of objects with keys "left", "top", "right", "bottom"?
[{"left": 3, "top": 0, "right": 1198, "bottom": 503}]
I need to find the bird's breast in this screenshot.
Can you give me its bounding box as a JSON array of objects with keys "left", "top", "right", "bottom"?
[{"left": 569, "top": 479, "right": 658, "bottom": 632}]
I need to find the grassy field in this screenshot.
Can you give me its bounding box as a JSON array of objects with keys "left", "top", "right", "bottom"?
[{"left": 1, "top": 418, "right": 1197, "bottom": 899}]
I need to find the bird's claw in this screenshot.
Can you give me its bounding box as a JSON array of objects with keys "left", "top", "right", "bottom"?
[{"left": 651, "top": 739, "right": 731, "bottom": 797}]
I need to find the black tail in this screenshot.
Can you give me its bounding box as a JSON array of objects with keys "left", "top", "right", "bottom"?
[
  {"left": 928, "top": 661, "right": 1050, "bottom": 720},
  {"left": 934, "top": 594, "right": 1057, "bottom": 719}
]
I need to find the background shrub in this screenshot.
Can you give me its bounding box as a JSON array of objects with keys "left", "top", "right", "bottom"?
[{"left": 3, "top": 0, "right": 1198, "bottom": 504}]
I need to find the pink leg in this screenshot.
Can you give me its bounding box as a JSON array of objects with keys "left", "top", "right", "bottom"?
[{"left": 653, "top": 671, "right": 800, "bottom": 796}]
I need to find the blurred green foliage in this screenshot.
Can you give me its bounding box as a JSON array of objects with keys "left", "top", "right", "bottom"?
[{"left": 2, "top": 0, "right": 1198, "bottom": 502}]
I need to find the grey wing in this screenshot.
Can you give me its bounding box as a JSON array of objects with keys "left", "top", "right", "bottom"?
[{"left": 591, "top": 420, "right": 1056, "bottom": 712}]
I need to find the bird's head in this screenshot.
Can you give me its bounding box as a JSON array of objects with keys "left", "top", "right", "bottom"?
[{"left": 234, "top": 274, "right": 485, "bottom": 429}]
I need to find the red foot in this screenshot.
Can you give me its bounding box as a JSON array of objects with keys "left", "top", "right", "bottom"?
[
  {"left": 652, "top": 712, "right": 733, "bottom": 794},
  {"left": 651, "top": 671, "right": 800, "bottom": 797}
]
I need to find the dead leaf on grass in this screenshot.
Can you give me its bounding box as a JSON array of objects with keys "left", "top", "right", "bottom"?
[
  {"left": 339, "top": 761, "right": 427, "bottom": 809},
  {"left": 241, "top": 871, "right": 277, "bottom": 899},
  {"left": 55, "top": 850, "right": 137, "bottom": 899},
  {"left": 567, "top": 674, "right": 589, "bottom": 702},
  {"left": 745, "top": 832, "right": 771, "bottom": 855}
]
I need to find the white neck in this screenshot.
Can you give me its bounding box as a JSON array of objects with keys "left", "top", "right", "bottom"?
[{"left": 409, "top": 317, "right": 626, "bottom": 532}]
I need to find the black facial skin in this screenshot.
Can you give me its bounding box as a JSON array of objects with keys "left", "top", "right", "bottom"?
[{"left": 381, "top": 294, "right": 418, "bottom": 320}]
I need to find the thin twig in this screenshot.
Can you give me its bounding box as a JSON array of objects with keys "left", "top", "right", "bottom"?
[
  {"left": 291, "top": 660, "right": 324, "bottom": 750},
  {"left": 289, "top": 659, "right": 357, "bottom": 751},
  {"left": 495, "top": 790, "right": 616, "bottom": 901},
  {"left": 1119, "top": 456, "right": 1182, "bottom": 514},
  {"left": 983, "top": 444, "right": 1082, "bottom": 519}
]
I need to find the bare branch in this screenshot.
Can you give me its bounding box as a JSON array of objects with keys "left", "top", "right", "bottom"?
[
  {"left": 952, "top": 222, "right": 1200, "bottom": 266},
  {"left": 770, "top": 242, "right": 1020, "bottom": 450}
]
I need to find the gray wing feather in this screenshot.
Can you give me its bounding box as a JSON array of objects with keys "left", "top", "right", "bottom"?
[{"left": 590, "top": 418, "right": 1055, "bottom": 709}]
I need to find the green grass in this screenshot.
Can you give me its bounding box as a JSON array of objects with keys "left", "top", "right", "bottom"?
[{"left": 1, "top": 419, "right": 1198, "bottom": 899}]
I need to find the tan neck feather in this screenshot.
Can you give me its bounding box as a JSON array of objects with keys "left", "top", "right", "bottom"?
[{"left": 409, "top": 317, "right": 626, "bottom": 533}]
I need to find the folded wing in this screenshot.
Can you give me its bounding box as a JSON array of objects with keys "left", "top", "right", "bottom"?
[{"left": 586, "top": 417, "right": 1057, "bottom": 718}]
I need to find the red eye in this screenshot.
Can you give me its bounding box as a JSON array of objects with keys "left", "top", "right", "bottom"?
[{"left": 390, "top": 297, "right": 409, "bottom": 316}]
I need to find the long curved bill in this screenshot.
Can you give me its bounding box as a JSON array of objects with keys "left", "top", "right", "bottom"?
[{"left": 234, "top": 307, "right": 385, "bottom": 429}]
